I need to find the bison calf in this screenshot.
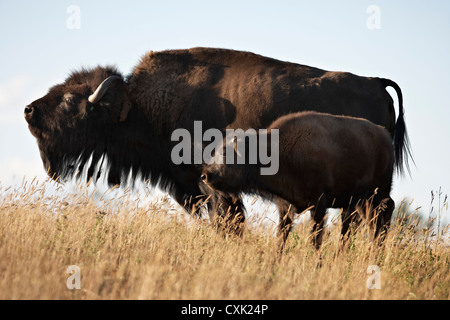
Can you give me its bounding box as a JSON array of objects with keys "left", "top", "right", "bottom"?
[{"left": 201, "top": 111, "right": 395, "bottom": 250}]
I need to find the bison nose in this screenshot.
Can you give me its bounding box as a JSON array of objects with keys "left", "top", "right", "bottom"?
[
  {"left": 24, "top": 105, "right": 33, "bottom": 114},
  {"left": 201, "top": 173, "right": 207, "bottom": 181},
  {"left": 24, "top": 105, "right": 34, "bottom": 121}
]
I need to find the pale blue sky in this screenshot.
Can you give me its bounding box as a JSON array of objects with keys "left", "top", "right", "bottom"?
[{"left": 1, "top": 1, "right": 449, "bottom": 221}]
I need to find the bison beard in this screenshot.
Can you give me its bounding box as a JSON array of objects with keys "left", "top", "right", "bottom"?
[{"left": 24, "top": 47, "right": 412, "bottom": 234}]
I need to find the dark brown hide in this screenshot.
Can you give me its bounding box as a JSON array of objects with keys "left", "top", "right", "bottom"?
[
  {"left": 202, "top": 111, "right": 395, "bottom": 249},
  {"left": 25, "top": 48, "right": 408, "bottom": 232}
]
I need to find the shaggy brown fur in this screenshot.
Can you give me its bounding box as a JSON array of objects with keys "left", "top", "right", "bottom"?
[
  {"left": 24, "top": 47, "right": 408, "bottom": 232},
  {"left": 202, "top": 111, "right": 395, "bottom": 249}
]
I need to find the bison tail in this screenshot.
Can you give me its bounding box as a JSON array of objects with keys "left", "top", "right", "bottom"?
[{"left": 381, "top": 78, "right": 414, "bottom": 176}]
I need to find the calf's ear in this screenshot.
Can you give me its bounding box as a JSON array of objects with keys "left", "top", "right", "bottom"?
[{"left": 233, "top": 136, "right": 239, "bottom": 154}]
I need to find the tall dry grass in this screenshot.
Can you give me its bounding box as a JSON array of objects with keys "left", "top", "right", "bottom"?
[{"left": 0, "top": 178, "right": 448, "bottom": 300}]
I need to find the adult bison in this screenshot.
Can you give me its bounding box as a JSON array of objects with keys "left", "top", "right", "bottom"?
[
  {"left": 24, "top": 47, "right": 411, "bottom": 232},
  {"left": 201, "top": 111, "right": 395, "bottom": 250}
]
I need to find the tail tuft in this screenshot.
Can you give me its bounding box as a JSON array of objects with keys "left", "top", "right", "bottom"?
[{"left": 380, "top": 78, "right": 414, "bottom": 176}]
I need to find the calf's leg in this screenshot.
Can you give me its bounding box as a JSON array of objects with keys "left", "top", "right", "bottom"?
[
  {"left": 340, "top": 201, "right": 362, "bottom": 246},
  {"left": 311, "top": 196, "right": 328, "bottom": 250}
]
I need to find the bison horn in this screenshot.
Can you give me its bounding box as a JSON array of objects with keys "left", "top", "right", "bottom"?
[{"left": 88, "top": 76, "right": 122, "bottom": 104}]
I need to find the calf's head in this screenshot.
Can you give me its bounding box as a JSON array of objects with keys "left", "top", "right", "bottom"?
[
  {"left": 201, "top": 135, "right": 256, "bottom": 194},
  {"left": 201, "top": 163, "right": 241, "bottom": 193}
]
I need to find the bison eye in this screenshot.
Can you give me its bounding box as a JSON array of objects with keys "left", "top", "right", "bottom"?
[{"left": 62, "top": 93, "right": 77, "bottom": 109}]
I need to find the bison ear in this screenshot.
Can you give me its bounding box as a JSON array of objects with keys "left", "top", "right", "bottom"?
[
  {"left": 114, "top": 81, "right": 132, "bottom": 122},
  {"left": 88, "top": 76, "right": 132, "bottom": 122},
  {"left": 88, "top": 76, "right": 122, "bottom": 104}
]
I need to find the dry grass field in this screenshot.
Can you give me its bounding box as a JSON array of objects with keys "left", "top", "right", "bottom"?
[{"left": 0, "top": 178, "right": 448, "bottom": 300}]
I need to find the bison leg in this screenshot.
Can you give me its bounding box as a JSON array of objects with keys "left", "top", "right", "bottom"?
[
  {"left": 340, "top": 202, "right": 362, "bottom": 246},
  {"left": 206, "top": 190, "right": 246, "bottom": 236},
  {"left": 275, "top": 197, "right": 296, "bottom": 254},
  {"left": 310, "top": 196, "right": 328, "bottom": 250},
  {"left": 173, "top": 184, "right": 246, "bottom": 236},
  {"left": 373, "top": 197, "right": 395, "bottom": 244},
  {"left": 172, "top": 185, "right": 208, "bottom": 218}
]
